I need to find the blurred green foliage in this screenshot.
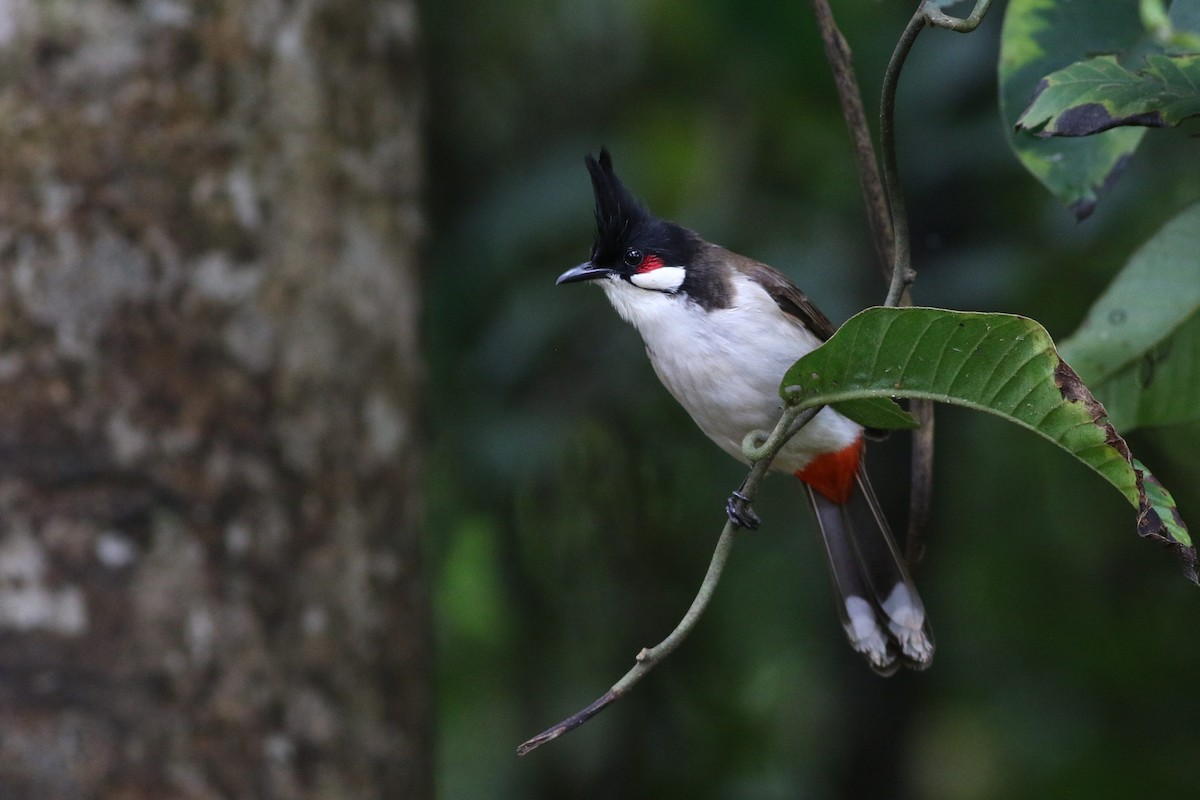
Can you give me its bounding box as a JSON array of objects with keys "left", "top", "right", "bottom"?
[
  {"left": 424, "top": 0, "right": 1200, "bottom": 797},
  {"left": 1061, "top": 202, "right": 1200, "bottom": 432}
]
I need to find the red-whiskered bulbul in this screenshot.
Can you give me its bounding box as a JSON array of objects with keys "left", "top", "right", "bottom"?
[{"left": 557, "top": 149, "right": 933, "bottom": 674}]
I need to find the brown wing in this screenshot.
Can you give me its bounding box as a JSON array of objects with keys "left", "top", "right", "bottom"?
[
  {"left": 731, "top": 251, "right": 891, "bottom": 440},
  {"left": 729, "top": 252, "right": 837, "bottom": 341}
]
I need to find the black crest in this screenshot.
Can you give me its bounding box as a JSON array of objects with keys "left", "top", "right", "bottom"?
[
  {"left": 585, "top": 149, "right": 700, "bottom": 270},
  {"left": 586, "top": 148, "right": 651, "bottom": 265}
]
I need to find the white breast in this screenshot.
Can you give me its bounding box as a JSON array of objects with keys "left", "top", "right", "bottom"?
[{"left": 600, "top": 271, "right": 860, "bottom": 473}]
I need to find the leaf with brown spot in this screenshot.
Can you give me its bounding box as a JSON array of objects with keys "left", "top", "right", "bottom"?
[
  {"left": 1016, "top": 54, "right": 1200, "bottom": 137},
  {"left": 999, "top": 0, "right": 1148, "bottom": 217},
  {"left": 780, "top": 307, "right": 1196, "bottom": 584}
]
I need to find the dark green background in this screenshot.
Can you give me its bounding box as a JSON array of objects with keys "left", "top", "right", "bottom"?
[{"left": 424, "top": 1, "right": 1200, "bottom": 797}]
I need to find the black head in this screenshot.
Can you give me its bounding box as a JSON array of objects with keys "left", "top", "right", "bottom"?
[{"left": 557, "top": 149, "right": 702, "bottom": 292}]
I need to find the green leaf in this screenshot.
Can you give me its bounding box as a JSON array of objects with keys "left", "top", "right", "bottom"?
[
  {"left": 779, "top": 307, "right": 1197, "bottom": 583},
  {"left": 1059, "top": 202, "right": 1200, "bottom": 430},
  {"left": 1016, "top": 54, "right": 1200, "bottom": 136},
  {"left": 999, "top": 0, "right": 1148, "bottom": 218},
  {"left": 828, "top": 397, "right": 918, "bottom": 430}
]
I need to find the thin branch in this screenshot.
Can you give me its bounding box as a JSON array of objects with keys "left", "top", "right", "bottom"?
[
  {"left": 880, "top": 8, "right": 927, "bottom": 308},
  {"left": 881, "top": 1, "right": 996, "bottom": 298},
  {"left": 517, "top": 406, "right": 820, "bottom": 756},
  {"left": 744, "top": 405, "right": 821, "bottom": 462},
  {"left": 906, "top": 398, "right": 935, "bottom": 567},
  {"left": 806, "top": 0, "right": 894, "bottom": 278},
  {"left": 517, "top": 519, "right": 739, "bottom": 755},
  {"left": 925, "top": 0, "right": 992, "bottom": 33}
]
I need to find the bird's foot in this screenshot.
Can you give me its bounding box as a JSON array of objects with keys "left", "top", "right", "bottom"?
[{"left": 725, "top": 490, "right": 761, "bottom": 530}]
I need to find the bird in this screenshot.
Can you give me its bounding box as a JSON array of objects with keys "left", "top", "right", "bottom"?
[{"left": 556, "top": 149, "right": 933, "bottom": 674}]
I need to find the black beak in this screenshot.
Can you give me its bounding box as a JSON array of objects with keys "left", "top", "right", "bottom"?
[{"left": 556, "top": 261, "right": 613, "bottom": 285}]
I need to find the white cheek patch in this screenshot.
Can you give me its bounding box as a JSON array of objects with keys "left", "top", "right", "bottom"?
[{"left": 629, "top": 266, "right": 686, "bottom": 292}]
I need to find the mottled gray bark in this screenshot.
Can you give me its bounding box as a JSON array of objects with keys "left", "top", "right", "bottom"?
[{"left": 0, "top": 1, "right": 430, "bottom": 798}]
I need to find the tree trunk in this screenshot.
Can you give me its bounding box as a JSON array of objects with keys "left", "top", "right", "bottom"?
[{"left": 0, "top": 2, "right": 430, "bottom": 797}]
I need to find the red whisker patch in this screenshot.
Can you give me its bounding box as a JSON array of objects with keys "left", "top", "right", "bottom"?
[{"left": 636, "top": 254, "right": 665, "bottom": 273}]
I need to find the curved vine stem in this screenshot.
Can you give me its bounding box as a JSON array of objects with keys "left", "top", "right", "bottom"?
[
  {"left": 881, "top": 8, "right": 926, "bottom": 308},
  {"left": 517, "top": 518, "right": 739, "bottom": 755},
  {"left": 883, "top": 0, "right": 993, "bottom": 307},
  {"left": 926, "top": 0, "right": 993, "bottom": 33},
  {"left": 517, "top": 407, "right": 819, "bottom": 756}
]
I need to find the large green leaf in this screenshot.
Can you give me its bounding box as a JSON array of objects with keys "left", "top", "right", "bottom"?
[
  {"left": 1016, "top": 53, "right": 1200, "bottom": 136},
  {"left": 779, "top": 307, "right": 1196, "bottom": 583},
  {"left": 999, "top": 0, "right": 1148, "bottom": 218},
  {"left": 1059, "top": 202, "right": 1200, "bottom": 431}
]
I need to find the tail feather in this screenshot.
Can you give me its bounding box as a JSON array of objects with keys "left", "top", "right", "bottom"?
[{"left": 804, "top": 466, "right": 934, "bottom": 674}]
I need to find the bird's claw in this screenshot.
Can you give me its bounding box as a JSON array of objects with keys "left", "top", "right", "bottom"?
[{"left": 725, "top": 490, "right": 761, "bottom": 530}]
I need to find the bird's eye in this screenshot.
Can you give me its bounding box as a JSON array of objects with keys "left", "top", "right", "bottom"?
[{"left": 623, "top": 248, "right": 644, "bottom": 269}]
